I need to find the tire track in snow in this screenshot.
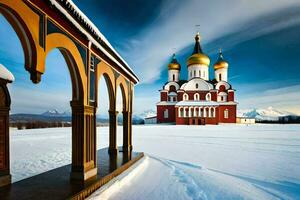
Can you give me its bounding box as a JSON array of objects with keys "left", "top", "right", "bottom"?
[{"left": 150, "top": 156, "right": 208, "bottom": 200}]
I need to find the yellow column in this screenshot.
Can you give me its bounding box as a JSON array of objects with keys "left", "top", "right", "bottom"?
[{"left": 70, "top": 101, "right": 97, "bottom": 181}]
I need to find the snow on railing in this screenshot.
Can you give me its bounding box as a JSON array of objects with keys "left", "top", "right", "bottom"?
[
  {"left": 87, "top": 156, "right": 149, "bottom": 199},
  {"left": 48, "top": 0, "right": 139, "bottom": 83}
]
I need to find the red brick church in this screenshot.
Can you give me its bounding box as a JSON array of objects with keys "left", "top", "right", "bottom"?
[{"left": 157, "top": 33, "right": 237, "bottom": 125}]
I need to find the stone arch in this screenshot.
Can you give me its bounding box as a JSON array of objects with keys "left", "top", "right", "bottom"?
[
  {"left": 45, "top": 33, "right": 86, "bottom": 103},
  {"left": 116, "top": 75, "right": 129, "bottom": 112},
  {"left": 0, "top": 3, "right": 37, "bottom": 79},
  {"left": 97, "top": 61, "right": 116, "bottom": 111}
]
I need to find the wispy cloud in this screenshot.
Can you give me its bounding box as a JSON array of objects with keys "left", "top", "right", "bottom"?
[
  {"left": 238, "top": 84, "right": 300, "bottom": 114},
  {"left": 8, "top": 85, "right": 71, "bottom": 114},
  {"left": 119, "top": 0, "right": 300, "bottom": 84}
]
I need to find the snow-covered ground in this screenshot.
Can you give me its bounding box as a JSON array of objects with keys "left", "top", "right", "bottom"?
[{"left": 10, "top": 124, "right": 300, "bottom": 200}]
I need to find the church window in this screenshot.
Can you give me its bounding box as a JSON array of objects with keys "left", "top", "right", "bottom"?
[
  {"left": 206, "top": 93, "right": 211, "bottom": 101},
  {"left": 183, "top": 93, "right": 189, "bottom": 101},
  {"left": 173, "top": 74, "right": 175, "bottom": 81},
  {"left": 185, "top": 108, "right": 189, "bottom": 117},
  {"left": 194, "top": 70, "right": 196, "bottom": 77},
  {"left": 190, "top": 71, "right": 192, "bottom": 78},
  {"left": 164, "top": 109, "right": 169, "bottom": 118},
  {"left": 180, "top": 107, "right": 184, "bottom": 117},
  {"left": 224, "top": 109, "right": 229, "bottom": 119},
  {"left": 211, "top": 108, "right": 215, "bottom": 118},
  {"left": 203, "top": 71, "right": 206, "bottom": 78},
  {"left": 194, "top": 93, "right": 200, "bottom": 101},
  {"left": 199, "top": 70, "right": 201, "bottom": 77},
  {"left": 219, "top": 74, "right": 222, "bottom": 81},
  {"left": 221, "top": 96, "right": 224, "bottom": 101},
  {"left": 169, "top": 85, "right": 176, "bottom": 92},
  {"left": 196, "top": 83, "right": 199, "bottom": 89}
]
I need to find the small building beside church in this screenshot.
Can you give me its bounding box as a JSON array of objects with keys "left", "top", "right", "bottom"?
[
  {"left": 144, "top": 116, "right": 157, "bottom": 124},
  {"left": 236, "top": 117, "right": 255, "bottom": 124},
  {"left": 157, "top": 33, "right": 237, "bottom": 125}
]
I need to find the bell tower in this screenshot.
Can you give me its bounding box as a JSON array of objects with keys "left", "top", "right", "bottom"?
[
  {"left": 214, "top": 49, "right": 229, "bottom": 82},
  {"left": 168, "top": 54, "right": 181, "bottom": 82}
]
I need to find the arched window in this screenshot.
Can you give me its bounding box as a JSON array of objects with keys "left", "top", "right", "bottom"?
[
  {"left": 169, "top": 85, "right": 176, "bottom": 92},
  {"left": 219, "top": 85, "right": 226, "bottom": 92},
  {"left": 183, "top": 93, "right": 189, "bottom": 101},
  {"left": 199, "top": 70, "right": 201, "bottom": 77},
  {"left": 195, "top": 83, "right": 199, "bottom": 89},
  {"left": 206, "top": 93, "right": 211, "bottom": 101},
  {"left": 164, "top": 109, "right": 169, "bottom": 118},
  {"left": 212, "top": 107, "right": 216, "bottom": 117},
  {"left": 210, "top": 107, "right": 216, "bottom": 118},
  {"left": 194, "top": 70, "right": 196, "bottom": 77},
  {"left": 173, "top": 74, "right": 175, "bottom": 81},
  {"left": 190, "top": 71, "right": 192, "bottom": 78},
  {"left": 180, "top": 107, "right": 184, "bottom": 117},
  {"left": 224, "top": 109, "right": 229, "bottom": 119},
  {"left": 219, "top": 74, "right": 222, "bottom": 81},
  {"left": 194, "top": 93, "right": 200, "bottom": 101}
]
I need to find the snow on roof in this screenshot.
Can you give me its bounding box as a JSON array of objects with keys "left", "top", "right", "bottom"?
[
  {"left": 145, "top": 116, "right": 157, "bottom": 119},
  {"left": 0, "top": 64, "right": 15, "bottom": 82},
  {"left": 218, "top": 92, "right": 227, "bottom": 96},
  {"left": 156, "top": 101, "right": 177, "bottom": 106},
  {"left": 48, "top": 0, "right": 139, "bottom": 83},
  {"left": 175, "top": 101, "right": 219, "bottom": 106},
  {"left": 168, "top": 92, "right": 177, "bottom": 96}
]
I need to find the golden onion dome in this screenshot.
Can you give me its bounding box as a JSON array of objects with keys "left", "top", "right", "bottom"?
[
  {"left": 187, "top": 32, "right": 210, "bottom": 67},
  {"left": 214, "top": 49, "right": 229, "bottom": 70},
  {"left": 187, "top": 53, "right": 210, "bottom": 66},
  {"left": 168, "top": 54, "right": 181, "bottom": 70}
]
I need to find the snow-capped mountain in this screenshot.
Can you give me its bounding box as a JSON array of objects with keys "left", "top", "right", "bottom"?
[
  {"left": 138, "top": 109, "right": 157, "bottom": 119},
  {"left": 238, "top": 107, "right": 296, "bottom": 121},
  {"left": 42, "top": 109, "right": 71, "bottom": 117}
]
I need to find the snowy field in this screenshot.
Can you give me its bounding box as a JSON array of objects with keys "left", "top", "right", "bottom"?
[{"left": 10, "top": 124, "right": 300, "bottom": 200}]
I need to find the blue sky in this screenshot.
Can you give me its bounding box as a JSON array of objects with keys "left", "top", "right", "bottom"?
[{"left": 1, "top": 0, "right": 300, "bottom": 115}]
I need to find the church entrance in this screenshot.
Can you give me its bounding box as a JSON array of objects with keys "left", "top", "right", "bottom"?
[{"left": 188, "top": 118, "right": 206, "bottom": 125}]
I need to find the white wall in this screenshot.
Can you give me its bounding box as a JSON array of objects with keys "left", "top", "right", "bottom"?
[
  {"left": 215, "top": 68, "right": 228, "bottom": 82},
  {"left": 182, "top": 79, "right": 213, "bottom": 91},
  {"left": 168, "top": 70, "right": 180, "bottom": 82},
  {"left": 145, "top": 117, "right": 157, "bottom": 124},
  {"left": 188, "top": 64, "right": 209, "bottom": 80},
  {"left": 237, "top": 118, "right": 256, "bottom": 124}
]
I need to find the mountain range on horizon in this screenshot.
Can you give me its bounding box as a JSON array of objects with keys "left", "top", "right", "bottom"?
[
  {"left": 237, "top": 107, "right": 296, "bottom": 121},
  {"left": 9, "top": 106, "right": 299, "bottom": 124}
]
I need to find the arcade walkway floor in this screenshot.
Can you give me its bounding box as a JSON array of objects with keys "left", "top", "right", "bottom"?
[{"left": 0, "top": 148, "right": 144, "bottom": 200}]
